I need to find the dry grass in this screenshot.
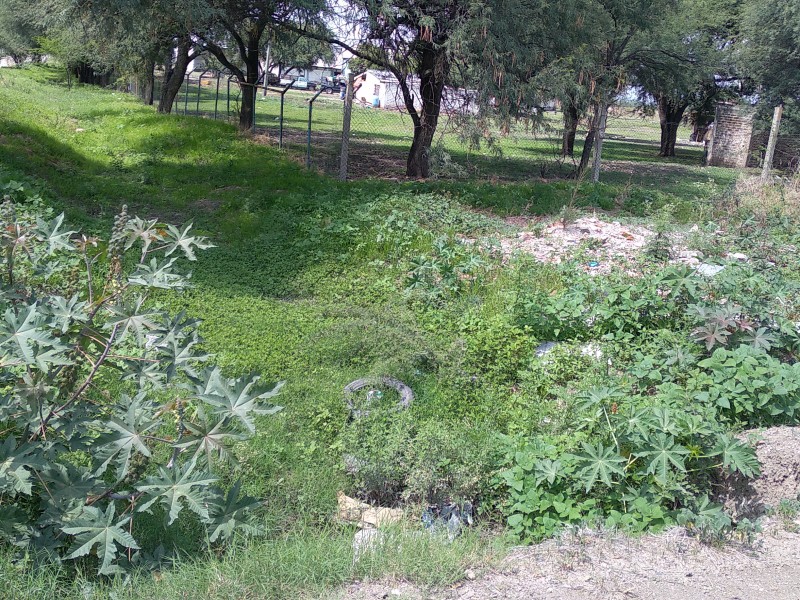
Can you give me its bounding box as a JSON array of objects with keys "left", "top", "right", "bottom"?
[{"left": 728, "top": 175, "right": 800, "bottom": 222}]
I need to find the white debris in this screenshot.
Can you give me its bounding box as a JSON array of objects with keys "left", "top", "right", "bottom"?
[
  {"left": 580, "top": 342, "right": 603, "bottom": 360},
  {"left": 498, "top": 215, "right": 701, "bottom": 274},
  {"left": 726, "top": 252, "right": 748, "bottom": 262},
  {"left": 696, "top": 264, "right": 725, "bottom": 277}
]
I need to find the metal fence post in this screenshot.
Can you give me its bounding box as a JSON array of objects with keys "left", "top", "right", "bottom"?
[
  {"left": 196, "top": 70, "right": 209, "bottom": 115},
  {"left": 339, "top": 73, "right": 354, "bottom": 181},
  {"left": 227, "top": 75, "right": 235, "bottom": 122},
  {"left": 252, "top": 83, "right": 257, "bottom": 134},
  {"left": 592, "top": 100, "right": 609, "bottom": 183},
  {"left": 214, "top": 73, "right": 221, "bottom": 120},
  {"left": 307, "top": 88, "right": 325, "bottom": 168},
  {"left": 183, "top": 72, "right": 190, "bottom": 115},
  {"left": 278, "top": 81, "right": 293, "bottom": 149}
]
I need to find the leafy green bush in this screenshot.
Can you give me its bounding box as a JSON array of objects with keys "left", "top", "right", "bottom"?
[
  {"left": 341, "top": 407, "right": 494, "bottom": 506},
  {"left": 494, "top": 385, "right": 760, "bottom": 541},
  {"left": 0, "top": 197, "right": 282, "bottom": 574},
  {"left": 459, "top": 313, "right": 529, "bottom": 385},
  {"left": 689, "top": 346, "right": 800, "bottom": 425},
  {"left": 517, "top": 266, "right": 698, "bottom": 343}
]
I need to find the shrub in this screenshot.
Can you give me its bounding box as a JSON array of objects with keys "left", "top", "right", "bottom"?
[
  {"left": 494, "top": 385, "right": 761, "bottom": 541},
  {"left": 0, "top": 196, "right": 281, "bottom": 575}
]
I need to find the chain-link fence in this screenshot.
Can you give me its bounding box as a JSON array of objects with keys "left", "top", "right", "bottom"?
[
  {"left": 345, "top": 103, "right": 706, "bottom": 181},
  {"left": 130, "top": 69, "right": 345, "bottom": 176},
  {"left": 127, "top": 70, "right": 797, "bottom": 182}
]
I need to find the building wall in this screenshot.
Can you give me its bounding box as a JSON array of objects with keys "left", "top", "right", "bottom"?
[{"left": 707, "top": 103, "right": 755, "bottom": 168}]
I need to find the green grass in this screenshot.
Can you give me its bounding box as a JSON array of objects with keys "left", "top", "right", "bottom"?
[
  {"left": 0, "top": 64, "right": 754, "bottom": 597},
  {"left": 0, "top": 526, "right": 501, "bottom": 600}
]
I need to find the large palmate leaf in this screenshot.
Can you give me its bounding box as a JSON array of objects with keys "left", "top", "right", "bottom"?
[
  {"left": 128, "top": 257, "right": 187, "bottom": 290},
  {"left": 62, "top": 504, "right": 139, "bottom": 575},
  {"left": 0, "top": 304, "right": 66, "bottom": 366},
  {"left": 573, "top": 442, "right": 626, "bottom": 492},
  {"left": 634, "top": 433, "right": 689, "bottom": 485},
  {"left": 35, "top": 213, "right": 75, "bottom": 254},
  {"left": 155, "top": 327, "right": 207, "bottom": 382},
  {"left": 136, "top": 461, "right": 217, "bottom": 525},
  {"left": 162, "top": 223, "right": 215, "bottom": 261},
  {"left": 105, "top": 295, "right": 162, "bottom": 343},
  {"left": 0, "top": 505, "right": 31, "bottom": 545},
  {"left": 196, "top": 367, "right": 283, "bottom": 433},
  {"left": 0, "top": 437, "right": 39, "bottom": 495},
  {"left": 43, "top": 295, "right": 88, "bottom": 334},
  {"left": 122, "top": 216, "right": 163, "bottom": 258},
  {"left": 94, "top": 398, "right": 160, "bottom": 480},
  {"left": 174, "top": 411, "right": 245, "bottom": 465},
  {"left": 534, "top": 458, "right": 563, "bottom": 486},
  {"left": 207, "top": 480, "right": 263, "bottom": 543},
  {"left": 710, "top": 434, "right": 761, "bottom": 478},
  {"left": 37, "top": 463, "right": 98, "bottom": 524}
]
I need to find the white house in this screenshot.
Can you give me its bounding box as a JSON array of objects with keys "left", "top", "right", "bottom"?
[
  {"left": 352, "top": 70, "right": 419, "bottom": 110},
  {"left": 353, "top": 69, "right": 478, "bottom": 115}
]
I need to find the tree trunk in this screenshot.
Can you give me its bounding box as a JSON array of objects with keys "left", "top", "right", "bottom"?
[
  {"left": 141, "top": 59, "right": 155, "bottom": 105},
  {"left": 561, "top": 101, "right": 579, "bottom": 157},
  {"left": 657, "top": 95, "right": 688, "bottom": 157},
  {"left": 237, "top": 43, "right": 261, "bottom": 131},
  {"left": 157, "top": 39, "right": 191, "bottom": 114},
  {"left": 406, "top": 44, "right": 446, "bottom": 178},
  {"left": 577, "top": 104, "right": 599, "bottom": 175},
  {"left": 73, "top": 62, "right": 112, "bottom": 86}
]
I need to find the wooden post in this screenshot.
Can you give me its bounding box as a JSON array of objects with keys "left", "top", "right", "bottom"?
[
  {"left": 339, "top": 73, "right": 354, "bottom": 181},
  {"left": 761, "top": 103, "right": 784, "bottom": 182},
  {"left": 592, "top": 100, "right": 608, "bottom": 183}
]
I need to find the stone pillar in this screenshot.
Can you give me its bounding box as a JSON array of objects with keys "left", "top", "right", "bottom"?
[{"left": 706, "top": 103, "right": 755, "bottom": 168}]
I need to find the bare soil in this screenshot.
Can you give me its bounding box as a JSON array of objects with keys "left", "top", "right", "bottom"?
[
  {"left": 336, "top": 524, "right": 800, "bottom": 600},
  {"left": 717, "top": 427, "right": 800, "bottom": 520}
]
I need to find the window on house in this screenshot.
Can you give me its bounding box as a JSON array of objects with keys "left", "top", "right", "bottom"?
[{"left": 374, "top": 84, "right": 380, "bottom": 95}]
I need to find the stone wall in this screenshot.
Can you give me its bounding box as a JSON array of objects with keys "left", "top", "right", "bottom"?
[{"left": 706, "top": 103, "right": 755, "bottom": 168}]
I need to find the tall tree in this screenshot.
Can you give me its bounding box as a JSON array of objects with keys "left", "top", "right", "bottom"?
[
  {"left": 570, "top": 0, "right": 676, "bottom": 173},
  {"left": 741, "top": 0, "right": 800, "bottom": 102},
  {"left": 303, "top": 0, "right": 488, "bottom": 177},
  {"left": 0, "top": 0, "right": 44, "bottom": 64},
  {"left": 199, "top": 0, "right": 323, "bottom": 131},
  {"left": 632, "top": 0, "right": 740, "bottom": 156}
]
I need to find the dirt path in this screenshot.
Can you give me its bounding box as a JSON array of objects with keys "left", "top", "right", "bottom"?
[{"left": 338, "top": 522, "right": 800, "bottom": 600}]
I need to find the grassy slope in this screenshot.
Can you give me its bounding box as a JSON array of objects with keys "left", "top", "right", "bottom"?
[
  {"left": 0, "top": 65, "right": 511, "bottom": 600},
  {"left": 0, "top": 66, "right": 742, "bottom": 598}
]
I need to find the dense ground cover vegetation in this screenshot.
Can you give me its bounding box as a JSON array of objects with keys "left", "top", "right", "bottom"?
[{"left": 1, "top": 66, "right": 799, "bottom": 598}]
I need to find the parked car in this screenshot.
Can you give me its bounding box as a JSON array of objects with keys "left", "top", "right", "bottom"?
[{"left": 279, "top": 77, "right": 316, "bottom": 91}]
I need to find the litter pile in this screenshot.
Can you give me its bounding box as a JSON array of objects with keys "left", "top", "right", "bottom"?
[
  {"left": 501, "top": 216, "right": 653, "bottom": 273},
  {"left": 498, "top": 215, "right": 712, "bottom": 274}
]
